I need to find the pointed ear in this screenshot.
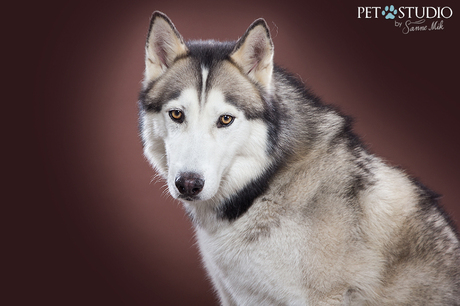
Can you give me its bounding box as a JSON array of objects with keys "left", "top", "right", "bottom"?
[
  {"left": 144, "top": 12, "right": 188, "bottom": 82},
  {"left": 230, "top": 19, "right": 274, "bottom": 90}
]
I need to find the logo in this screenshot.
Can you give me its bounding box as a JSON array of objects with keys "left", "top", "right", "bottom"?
[
  {"left": 382, "top": 5, "right": 398, "bottom": 19},
  {"left": 357, "top": 5, "right": 453, "bottom": 34}
]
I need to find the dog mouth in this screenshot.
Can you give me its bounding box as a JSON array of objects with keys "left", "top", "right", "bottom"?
[{"left": 177, "top": 194, "right": 201, "bottom": 201}]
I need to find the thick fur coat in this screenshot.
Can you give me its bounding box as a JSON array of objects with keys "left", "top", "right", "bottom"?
[{"left": 139, "top": 12, "right": 460, "bottom": 305}]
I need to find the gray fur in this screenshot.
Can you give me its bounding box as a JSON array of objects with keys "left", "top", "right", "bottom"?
[{"left": 139, "top": 12, "right": 460, "bottom": 305}]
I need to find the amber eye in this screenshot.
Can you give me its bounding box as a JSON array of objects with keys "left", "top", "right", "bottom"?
[
  {"left": 169, "top": 110, "right": 184, "bottom": 123},
  {"left": 218, "top": 115, "right": 234, "bottom": 127}
]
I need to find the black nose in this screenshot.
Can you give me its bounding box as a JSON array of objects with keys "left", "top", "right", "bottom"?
[{"left": 175, "top": 173, "right": 205, "bottom": 198}]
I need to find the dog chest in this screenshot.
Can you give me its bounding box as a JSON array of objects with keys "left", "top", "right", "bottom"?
[{"left": 195, "top": 220, "right": 311, "bottom": 304}]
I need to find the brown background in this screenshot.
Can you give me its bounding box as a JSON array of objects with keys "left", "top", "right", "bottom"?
[{"left": 7, "top": 0, "right": 459, "bottom": 305}]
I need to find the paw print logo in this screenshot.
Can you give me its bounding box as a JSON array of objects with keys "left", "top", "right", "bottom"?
[{"left": 382, "top": 5, "right": 398, "bottom": 19}]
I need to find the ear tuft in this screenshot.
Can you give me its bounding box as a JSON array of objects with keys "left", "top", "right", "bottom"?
[
  {"left": 230, "top": 19, "right": 274, "bottom": 90},
  {"left": 144, "top": 11, "right": 188, "bottom": 82}
]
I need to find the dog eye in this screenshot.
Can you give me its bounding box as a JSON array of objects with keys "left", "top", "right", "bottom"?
[
  {"left": 169, "top": 110, "right": 184, "bottom": 123},
  {"left": 217, "top": 115, "right": 234, "bottom": 127}
]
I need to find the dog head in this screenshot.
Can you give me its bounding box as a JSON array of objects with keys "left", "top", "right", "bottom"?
[{"left": 139, "top": 12, "right": 275, "bottom": 204}]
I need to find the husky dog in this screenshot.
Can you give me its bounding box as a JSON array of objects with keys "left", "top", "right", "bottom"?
[{"left": 138, "top": 12, "right": 460, "bottom": 305}]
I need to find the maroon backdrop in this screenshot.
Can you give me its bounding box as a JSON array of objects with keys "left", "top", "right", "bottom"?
[{"left": 7, "top": 0, "right": 458, "bottom": 305}]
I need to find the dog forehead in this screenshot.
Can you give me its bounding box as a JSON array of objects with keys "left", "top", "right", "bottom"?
[
  {"left": 142, "top": 58, "right": 200, "bottom": 112},
  {"left": 207, "top": 61, "right": 265, "bottom": 118},
  {"left": 142, "top": 56, "right": 265, "bottom": 118}
]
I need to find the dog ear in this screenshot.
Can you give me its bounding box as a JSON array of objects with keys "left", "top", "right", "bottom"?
[
  {"left": 230, "top": 19, "right": 274, "bottom": 90},
  {"left": 144, "top": 12, "right": 188, "bottom": 82}
]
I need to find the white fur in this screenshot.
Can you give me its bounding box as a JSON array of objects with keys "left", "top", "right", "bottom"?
[
  {"left": 143, "top": 86, "right": 272, "bottom": 213},
  {"left": 141, "top": 13, "right": 460, "bottom": 305},
  {"left": 201, "top": 66, "right": 209, "bottom": 104}
]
